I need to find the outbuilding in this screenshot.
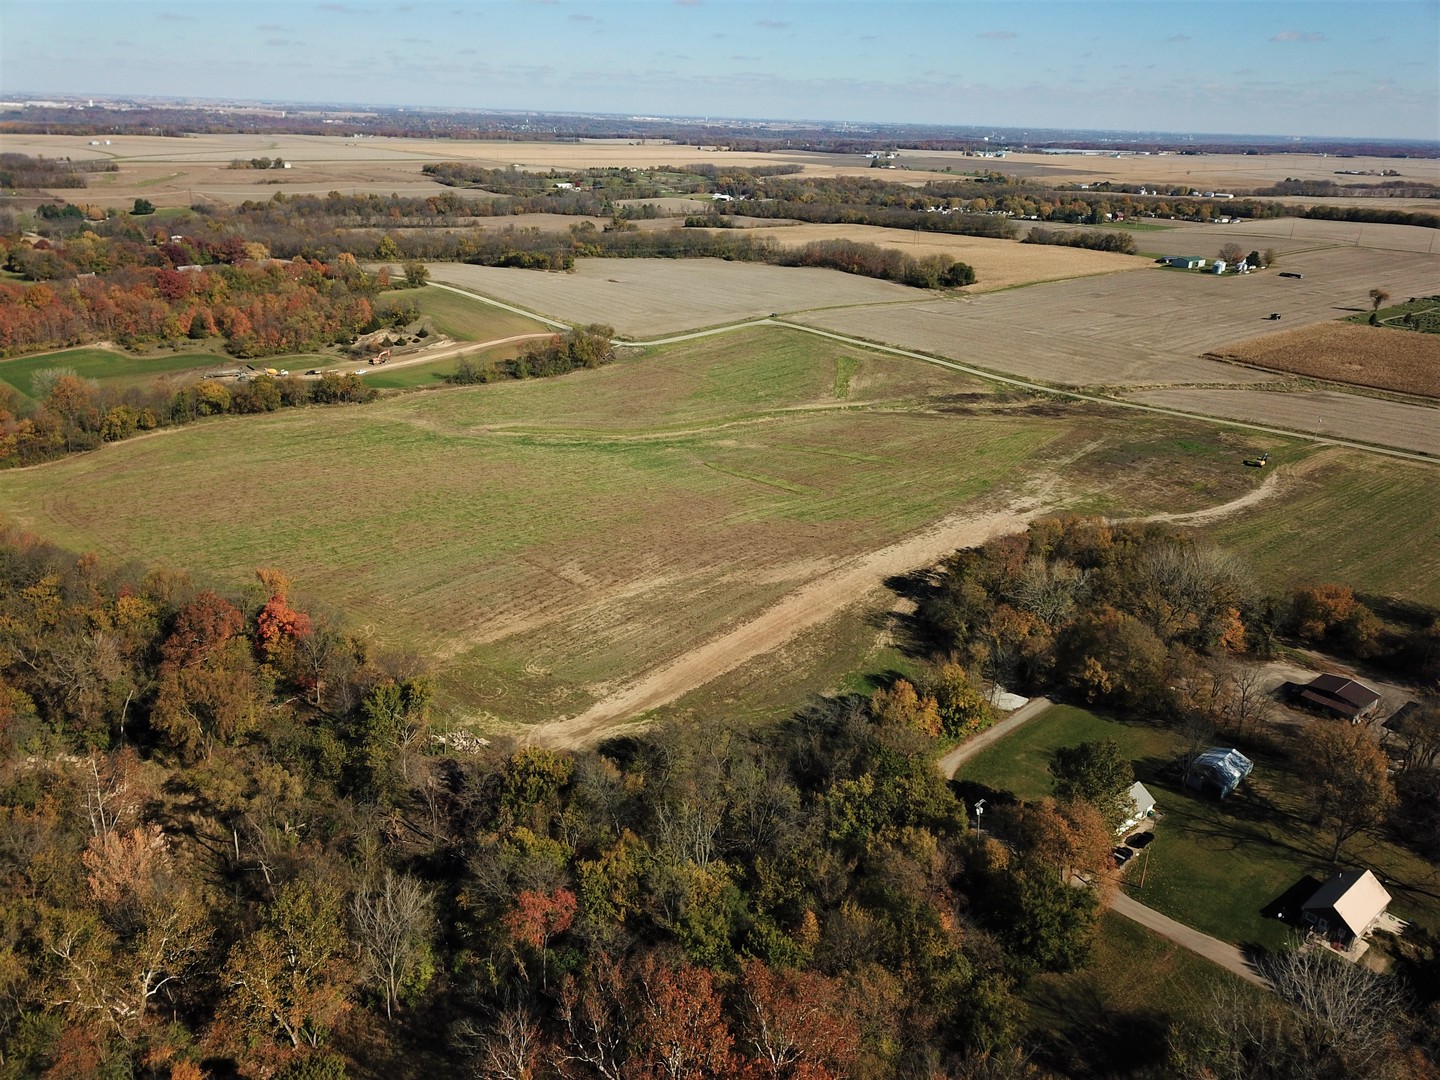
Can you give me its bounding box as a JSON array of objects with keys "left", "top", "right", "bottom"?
[
  {"left": 1295, "top": 674, "right": 1382, "bottom": 723},
  {"left": 1185, "top": 747, "right": 1252, "bottom": 800},
  {"left": 1302, "top": 869, "right": 1392, "bottom": 947},
  {"left": 1163, "top": 255, "right": 1206, "bottom": 269}
]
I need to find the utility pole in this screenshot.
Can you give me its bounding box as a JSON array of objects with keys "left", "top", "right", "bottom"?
[{"left": 1139, "top": 836, "right": 1154, "bottom": 888}]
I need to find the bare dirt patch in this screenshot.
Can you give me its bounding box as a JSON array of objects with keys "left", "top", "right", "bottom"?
[
  {"left": 426, "top": 258, "right": 922, "bottom": 337},
  {"left": 1126, "top": 387, "right": 1440, "bottom": 457},
  {"left": 1210, "top": 322, "right": 1440, "bottom": 399}
]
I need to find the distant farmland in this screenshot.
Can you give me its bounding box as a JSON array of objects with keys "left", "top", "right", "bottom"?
[{"left": 425, "top": 259, "right": 922, "bottom": 337}]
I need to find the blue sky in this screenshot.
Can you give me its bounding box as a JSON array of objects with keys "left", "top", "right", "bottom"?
[{"left": 3, "top": 1, "right": 1437, "bottom": 140}]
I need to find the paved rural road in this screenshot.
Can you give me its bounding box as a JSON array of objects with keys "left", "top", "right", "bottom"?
[
  {"left": 936, "top": 697, "right": 1055, "bottom": 778},
  {"left": 1110, "top": 890, "right": 1271, "bottom": 989}
]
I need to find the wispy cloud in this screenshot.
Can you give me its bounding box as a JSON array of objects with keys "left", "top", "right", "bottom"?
[
  {"left": 318, "top": 3, "right": 349, "bottom": 12},
  {"left": 570, "top": 13, "right": 594, "bottom": 21},
  {"left": 756, "top": 19, "right": 790, "bottom": 30},
  {"left": 1166, "top": 34, "right": 1190, "bottom": 43},
  {"left": 978, "top": 30, "right": 1016, "bottom": 40},
  {"left": 158, "top": 11, "right": 192, "bottom": 21},
  {"left": 265, "top": 38, "right": 291, "bottom": 47},
  {"left": 1270, "top": 30, "right": 1326, "bottom": 43}
]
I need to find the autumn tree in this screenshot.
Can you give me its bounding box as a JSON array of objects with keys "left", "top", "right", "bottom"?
[
  {"left": 930, "top": 663, "right": 996, "bottom": 738},
  {"left": 1049, "top": 739, "right": 1135, "bottom": 832},
  {"left": 350, "top": 869, "right": 435, "bottom": 1019},
  {"left": 736, "top": 958, "right": 860, "bottom": 1079},
  {"left": 1004, "top": 797, "right": 1115, "bottom": 887},
  {"left": 225, "top": 878, "right": 352, "bottom": 1049},
  {"left": 1058, "top": 605, "right": 1170, "bottom": 712},
  {"left": 150, "top": 591, "right": 269, "bottom": 759},
  {"left": 1301, "top": 723, "right": 1395, "bottom": 861},
  {"left": 869, "top": 679, "right": 941, "bottom": 737},
  {"left": 630, "top": 955, "right": 739, "bottom": 1079},
  {"left": 1218, "top": 242, "right": 1246, "bottom": 264},
  {"left": 504, "top": 887, "right": 576, "bottom": 989},
  {"left": 1370, "top": 287, "right": 1391, "bottom": 312}
]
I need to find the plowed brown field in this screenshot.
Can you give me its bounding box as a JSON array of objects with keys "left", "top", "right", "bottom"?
[{"left": 1210, "top": 322, "right": 1440, "bottom": 399}]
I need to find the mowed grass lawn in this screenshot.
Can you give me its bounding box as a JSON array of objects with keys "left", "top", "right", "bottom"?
[
  {"left": 0, "top": 346, "right": 232, "bottom": 404},
  {"left": 411, "top": 285, "right": 553, "bottom": 341},
  {"left": 0, "top": 326, "right": 1059, "bottom": 724},
  {"left": 957, "top": 705, "right": 1440, "bottom": 953},
  {"left": 1199, "top": 450, "right": 1440, "bottom": 609}
]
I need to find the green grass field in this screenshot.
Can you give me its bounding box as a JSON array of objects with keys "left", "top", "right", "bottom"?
[
  {"left": 0, "top": 326, "right": 1039, "bottom": 724},
  {"left": 958, "top": 704, "right": 1440, "bottom": 952},
  {"left": 412, "top": 286, "right": 552, "bottom": 341},
  {"left": 0, "top": 346, "right": 233, "bottom": 403},
  {"left": 1199, "top": 451, "right": 1440, "bottom": 608}
]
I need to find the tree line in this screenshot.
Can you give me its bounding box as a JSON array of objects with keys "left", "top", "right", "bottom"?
[
  {"left": 1, "top": 367, "right": 377, "bottom": 468},
  {"left": 1021, "top": 227, "right": 1138, "bottom": 254},
  {"left": 2, "top": 522, "right": 1437, "bottom": 1077},
  {"left": 0, "top": 226, "right": 417, "bottom": 358},
  {"left": 447, "top": 324, "right": 616, "bottom": 385}
]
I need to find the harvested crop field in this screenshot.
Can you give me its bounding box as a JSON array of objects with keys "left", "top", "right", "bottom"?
[
  {"left": 1126, "top": 387, "right": 1440, "bottom": 457},
  {"left": 1209, "top": 322, "right": 1440, "bottom": 399},
  {"left": 794, "top": 245, "right": 1440, "bottom": 388},
  {"left": 1159, "top": 217, "right": 1440, "bottom": 256},
  {"left": 425, "top": 258, "right": 923, "bottom": 337},
  {"left": 701, "top": 223, "right": 1150, "bottom": 291}
]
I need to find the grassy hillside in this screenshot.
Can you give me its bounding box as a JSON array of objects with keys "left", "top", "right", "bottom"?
[{"left": 1198, "top": 450, "right": 1440, "bottom": 608}]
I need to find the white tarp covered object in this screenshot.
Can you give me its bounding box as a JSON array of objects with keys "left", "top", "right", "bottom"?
[{"left": 986, "top": 686, "right": 1029, "bottom": 712}]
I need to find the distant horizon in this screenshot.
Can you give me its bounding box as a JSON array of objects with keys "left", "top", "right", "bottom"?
[
  {"left": 5, "top": 91, "right": 1439, "bottom": 150},
  {"left": 3, "top": 1, "right": 1437, "bottom": 143}
]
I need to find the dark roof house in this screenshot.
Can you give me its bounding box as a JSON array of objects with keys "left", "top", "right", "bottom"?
[
  {"left": 1302, "top": 869, "right": 1392, "bottom": 945},
  {"left": 1185, "top": 747, "right": 1253, "bottom": 800},
  {"left": 1296, "top": 674, "right": 1381, "bottom": 723}
]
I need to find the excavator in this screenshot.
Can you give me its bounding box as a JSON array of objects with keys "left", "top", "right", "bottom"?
[{"left": 368, "top": 348, "right": 392, "bottom": 366}]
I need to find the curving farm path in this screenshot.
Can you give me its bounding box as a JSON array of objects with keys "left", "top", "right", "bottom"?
[{"left": 527, "top": 466, "right": 1303, "bottom": 749}]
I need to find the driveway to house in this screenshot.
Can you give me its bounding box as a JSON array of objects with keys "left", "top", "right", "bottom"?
[
  {"left": 936, "top": 697, "right": 1055, "bottom": 779},
  {"left": 1110, "top": 890, "right": 1271, "bottom": 989}
]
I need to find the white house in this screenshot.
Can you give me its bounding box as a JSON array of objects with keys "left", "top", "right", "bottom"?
[{"left": 1118, "top": 781, "right": 1157, "bottom": 834}]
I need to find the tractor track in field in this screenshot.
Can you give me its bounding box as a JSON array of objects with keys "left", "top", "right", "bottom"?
[{"left": 525, "top": 461, "right": 1310, "bottom": 749}]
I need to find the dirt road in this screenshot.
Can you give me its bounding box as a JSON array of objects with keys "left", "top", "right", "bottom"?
[
  {"left": 528, "top": 503, "right": 1049, "bottom": 748},
  {"left": 1110, "top": 890, "right": 1270, "bottom": 988},
  {"left": 935, "top": 697, "right": 1055, "bottom": 778},
  {"left": 526, "top": 459, "right": 1321, "bottom": 749}
]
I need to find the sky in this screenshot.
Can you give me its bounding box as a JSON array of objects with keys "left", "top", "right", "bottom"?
[{"left": 2, "top": 0, "right": 1437, "bottom": 141}]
